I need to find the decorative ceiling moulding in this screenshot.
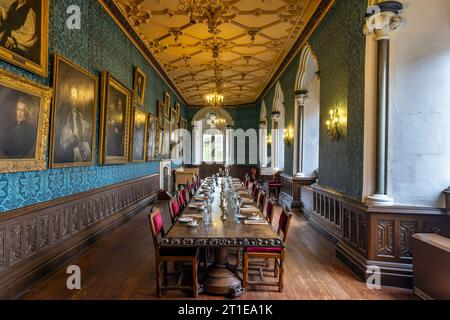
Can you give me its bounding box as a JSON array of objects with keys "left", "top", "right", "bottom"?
[
  {"left": 98, "top": 0, "right": 188, "bottom": 106},
  {"left": 260, "top": 0, "right": 335, "bottom": 99},
  {"left": 111, "top": 0, "right": 331, "bottom": 107}
]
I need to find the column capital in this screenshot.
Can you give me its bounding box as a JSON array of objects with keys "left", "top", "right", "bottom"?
[
  {"left": 295, "top": 90, "right": 308, "bottom": 105},
  {"left": 364, "top": 1, "right": 404, "bottom": 40}
]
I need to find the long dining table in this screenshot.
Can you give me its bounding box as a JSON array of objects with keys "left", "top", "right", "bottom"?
[{"left": 160, "top": 176, "right": 284, "bottom": 297}]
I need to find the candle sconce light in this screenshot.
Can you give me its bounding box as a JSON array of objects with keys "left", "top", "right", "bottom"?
[
  {"left": 283, "top": 127, "right": 294, "bottom": 144},
  {"left": 326, "top": 109, "right": 341, "bottom": 141}
]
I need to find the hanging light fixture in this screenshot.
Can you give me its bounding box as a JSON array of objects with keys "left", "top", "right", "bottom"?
[{"left": 206, "top": 91, "right": 224, "bottom": 108}]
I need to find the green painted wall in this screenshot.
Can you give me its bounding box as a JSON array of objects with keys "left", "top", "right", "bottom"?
[
  {"left": 260, "top": 0, "right": 367, "bottom": 200},
  {"left": 0, "top": 0, "right": 186, "bottom": 212}
]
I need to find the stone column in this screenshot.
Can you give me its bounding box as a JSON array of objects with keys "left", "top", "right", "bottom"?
[
  {"left": 364, "top": 1, "right": 404, "bottom": 206},
  {"left": 294, "top": 90, "right": 308, "bottom": 176},
  {"left": 259, "top": 121, "right": 268, "bottom": 167}
]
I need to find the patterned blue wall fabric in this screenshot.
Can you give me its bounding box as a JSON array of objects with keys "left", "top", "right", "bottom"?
[
  {"left": 260, "top": 0, "right": 366, "bottom": 200},
  {"left": 0, "top": 0, "right": 186, "bottom": 212}
]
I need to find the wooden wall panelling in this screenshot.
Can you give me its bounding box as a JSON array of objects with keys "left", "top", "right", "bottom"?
[
  {"left": 306, "top": 184, "right": 450, "bottom": 289},
  {"left": 0, "top": 175, "right": 159, "bottom": 299},
  {"left": 280, "top": 174, "right": 316, "bottom": 212}
]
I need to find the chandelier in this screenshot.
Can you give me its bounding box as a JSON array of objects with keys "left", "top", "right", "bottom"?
[
  {"left": 178, "top": 0, "right": 230, "bottom": 35},
  {"left": 206, "top": 91, "right": 224, "bottom": 108}
]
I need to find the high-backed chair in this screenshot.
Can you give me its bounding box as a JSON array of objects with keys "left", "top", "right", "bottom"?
[
  {"left": 251, "top": 184, "right": 259, "bottom": 201},
  {"left": 265, "top": 200, "right": 275, "bottom": 225},
  {"left": 168, "top": 198, "right": 181, "bottom": 224},
  {"left": 177, "top": 190, "right": 186, "bottom": 210},
  {"left": 258, "top": 190, "right": 266, "bottom": 211},
  {"left": 148, "top": 208, "right": 199, "bottom": 297},
  {"left": 243, "top": 209, "right": 293, "bottom": 293}
]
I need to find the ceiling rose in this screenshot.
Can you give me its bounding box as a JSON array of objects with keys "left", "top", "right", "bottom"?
[{"left": 114, "top": 0, "right": 322, "bottom": 106}]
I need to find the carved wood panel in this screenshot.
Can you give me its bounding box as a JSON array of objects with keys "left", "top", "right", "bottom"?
[
  {"left": 400, "top": 221, "right": 417, "bottom": 259},
  {"left": 377, "top": 219, "right": 395, "bottom": 257},
  {"left": 0, "top": 175, "right": 159, "bottom": 278}
]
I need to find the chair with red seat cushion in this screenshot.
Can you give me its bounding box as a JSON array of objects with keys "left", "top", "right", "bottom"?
[
  {"left": 265, "top": 200, "right": 274, "bottom": 225},
  {"left": 251, "top": 184, "right": 258, "bottom": 201},
  {"left": 181, "top": 187, "right": 190, "bottom": 205},
  {"left": 168, "top": 199, "right": 181, "bottom": 224},
  {"left": 148, "top": 208, "right": 199, "bottom": 297},
  {"left": 177, "top": 190, "right": 185, "bottom": 210},
  {"left": 243, "top": 208, "right": 292, "bottom": 293},
  {"left": 258, "top": 191, "right": 266, "bottom": 211}
]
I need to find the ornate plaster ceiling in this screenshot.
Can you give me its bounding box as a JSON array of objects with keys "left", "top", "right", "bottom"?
[{"left": 114, "top": 0, "right": 321, "bottom": 106}]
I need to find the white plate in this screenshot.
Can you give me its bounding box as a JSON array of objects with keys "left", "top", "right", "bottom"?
[{"left": 179, "top": 217, "right": 193, "bottom": 223}]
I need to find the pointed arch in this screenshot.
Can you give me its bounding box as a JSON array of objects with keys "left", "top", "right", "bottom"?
[
  {"left": 192, "top": 106, "right": 233, "bottom": 126},
  {"left": 295, "top": 43, "right": 319, "bottom": 92},
  {"left": 293, "top": 43, "right": 320, "bottom": 177}
]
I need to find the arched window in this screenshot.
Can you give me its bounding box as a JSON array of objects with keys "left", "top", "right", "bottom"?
[
  {"left": 272, "top": 82, "right": 285, "bottom": 171},
  {"left": 192, "top": 107, "right": 233, "bottom": 165},
  {"left": 294, "top": 44, "right": 320, "bottom": 177}
]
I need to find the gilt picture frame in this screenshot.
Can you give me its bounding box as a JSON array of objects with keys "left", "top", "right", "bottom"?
[
  {"left": 157, "top": 100, "right": 164, "bottom": 130},
  {"left": 0, "top": 69, "right": 52, "bottom": 173},
  {"left": 133, "top": 67, "right": 147, "bottom": 106},
  {"left": 164, "top": 92, "right": 170, "bottom": 118},
  {"left": 49, "top": 54, "right": 98, "bottom": 169},
  {"left": 146, "top": 114, "right": 158, "bottom": 161},
  {"left": 99, "top": 71, "right": 132, "bottom": 165},
  {"left": 0, "top": 0, "right": 49, "bottom": 77},
  {"left": 130, "top": 105, "right": 148, "bottom": 163}
]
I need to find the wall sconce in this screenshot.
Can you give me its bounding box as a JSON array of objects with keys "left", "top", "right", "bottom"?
[
  {"left": 326, "top": 109, "right": 341, "bottom": 141},
  {"left": 283, "top": 127, "right": 294, "bottom": 144}
]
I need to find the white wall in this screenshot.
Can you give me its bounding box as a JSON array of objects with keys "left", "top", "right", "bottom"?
[
  {"left": 388, "top": 0, "right": 450, "bottom": 207},
  {"left": 302, "top": 56, "right": 320, "bottom": 177}
]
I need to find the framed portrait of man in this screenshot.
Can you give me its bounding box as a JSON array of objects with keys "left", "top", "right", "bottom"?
[
  {"left": 0, "top": 69, "right": 52, "bottom": 173},
  {"left": 146, "top": 114, "right": 158, "bottom": 161},
  {"left": 99, "top": 71, "right": 132, "bottom": 165},
  {"left": 158, "top": 129, "right": 163, "bottom": 157},
  {"left": 130, "top": 106, "right": 147, "bottom": 163},
  {"left": 163, "top": 92, "right": 170, "bottom": 118},
  {"left": 175, "top": 102, "right": 181, "bottom": 123},
  {"left": 162, "top": 118, "right": 170, "bottom": 157},
  {"left": 0, "top": 0, "right": 49, "bottom": 77},
  {"left": 157, "top": 100, "right": 164, "bottom": 129},
  {"left": 133, "top": 67, "right": 147, "bottom": 106},
  {"left": 50, "top": 54, "right": 98, "bottom": 168},
  {"left": 170, "top": 107, "right": 177, "bottom": 141}
]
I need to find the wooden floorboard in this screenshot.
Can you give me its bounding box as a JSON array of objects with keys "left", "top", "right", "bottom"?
[{"left": 19, "top": 202, "right": 414, "bottom": 300}]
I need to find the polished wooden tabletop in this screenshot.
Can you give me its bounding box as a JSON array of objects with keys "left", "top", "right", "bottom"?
[{"left": 160, "top": 178, "right": 284, "bottom": 248}]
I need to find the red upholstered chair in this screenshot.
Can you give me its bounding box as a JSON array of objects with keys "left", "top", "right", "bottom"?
[
  {"left": 265, "top": 200, "right": 275, "bottom": 225},
  {"left": 181, "top": 187, "right": 190, "bottom": 205},
  {"left": 148, "top": 208, "right": 199, "bottom": 297},
  {"left": 258, "top": 191, "right": 266, "bottom": 211},
  {"left": 177, "top": 190, "right": 186, "bottom": 210},
  {"left": 168, "top": 198, "right": 181, "bottom": 224},
  {"left": 243, "top": 209, "right": 292, "bottom": 293},
  {"left": 268, "top": 173, "right": 282, "bottom": 203},
  {"left": 251, "top": 184, "right": 259, "bottom": 201}
]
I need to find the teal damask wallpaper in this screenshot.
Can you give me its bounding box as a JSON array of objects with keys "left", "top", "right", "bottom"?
[
  {"left": 260, "top": 0, "right": 366, "bottom": 200},
  {"left": 0, "top": 0, "right": 186, "bottom": 212}
]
